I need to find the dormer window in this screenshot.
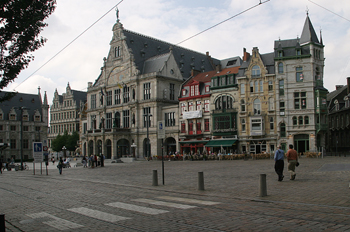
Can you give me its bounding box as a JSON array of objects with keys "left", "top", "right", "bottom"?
[
  {"left": 23, "top": 115, "right": 29, "bottom": 121},
  {"left": 345, "top": 97, "right": 349, "bottom": 108},
  {"left": 335, "top": 99, "right": 339, "bottom": 111},
  {"left": 35, "top": 115, "right": 41, "bottom": 122},
  {"left": 278, "top": 51, "right": 283, "bottom": 57},
  {"left": 190, "top": 85, "right": 199, "bottom": 96},
  {"left": 296, "top": 49, "right": 301, "bottom": 56},
  {"left": 10, "top": 114, "right": 16, "bottom": 120},
  {"left": 182, "top": 89, "right": 187, "bottom": 96}
]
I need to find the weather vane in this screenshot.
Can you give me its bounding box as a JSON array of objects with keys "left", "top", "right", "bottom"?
[
  {"left": 306, "top": 6, "right": 309, "bottom": 16},
  {"left": 116, "top": 7, "right": 120, "bottom": 22}
]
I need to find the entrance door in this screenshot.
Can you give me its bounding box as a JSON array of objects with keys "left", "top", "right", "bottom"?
[
  {"left": 294, "top": 134, "right": 309, "bottom": 154},
  {"left": 117, "top": 139, "right": 130, "bottom": 158}
]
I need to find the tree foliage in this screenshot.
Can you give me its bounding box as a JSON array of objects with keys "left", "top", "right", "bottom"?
[
  {"left": 0, "top": 0, "right": 56, "bottom": 102},
  {"left": 51, "top": 131, "right": 79, "bottom": 153}
]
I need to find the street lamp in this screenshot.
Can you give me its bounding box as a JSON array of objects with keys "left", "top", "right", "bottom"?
[
  {"left": 62, "top": 146, "right": 67, "bottom": 158},
  {"left": 144, "top": 112, "right": 152, "bottom": 159},
  {"left": 131, "top": 142, "right": 137, "bottom": 158},
  {"left": 17, "top": 106, "right": 27, "bottom": 171}
]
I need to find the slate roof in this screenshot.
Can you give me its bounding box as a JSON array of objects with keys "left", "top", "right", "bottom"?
[
  {"left": 237, "top": 52, "right": 275, "bottom": 77},
  {"left": 123, "top": 29, "right": 220, "bottom": 80},
  {"left": 0, "top": 91, "right": 43, "bottom": 121},
  {"left": 143, "top": 53, "right": 171, "bottom": 74},
  {"left": 70, "top": 90, "right": 87, "bottom": 104},
  {"left": 300, "top": 15, "right": 320, "bottom": 45}
]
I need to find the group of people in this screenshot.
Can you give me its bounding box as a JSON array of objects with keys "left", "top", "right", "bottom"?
[
  {"left": 81, "top": 154, "right": 105, "bottom": 169},
  {"left": 274, "top": 144, "right": 299, "bottom": 181}
]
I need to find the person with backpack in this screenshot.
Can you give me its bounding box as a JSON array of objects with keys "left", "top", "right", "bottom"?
[
  {"left": 274, "top": 145, "right": 285, "bottom": 181},
  {"left": 57, "top": 157, "right": 63, "bottom": 175}
]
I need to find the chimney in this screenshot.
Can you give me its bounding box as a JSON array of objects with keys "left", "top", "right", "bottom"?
[
  {"left": 243, "top": 48, "right": 250, "bottom": 62},
  {"left": 191, "top": 69, "right": 201, "bottom": 77},
  {"left": 335, "top": 85, "right": 344, "bottom": 90},
  {"left": 347, "top": 77, "right": 350, "bottom": 94}
]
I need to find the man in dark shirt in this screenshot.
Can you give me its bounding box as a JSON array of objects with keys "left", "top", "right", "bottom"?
[
  {"left": 274, "top": 145, "right": 285, "bottom": 181},
  {"left": 286, "top": 144, "right": 298, "bottom": 180}
]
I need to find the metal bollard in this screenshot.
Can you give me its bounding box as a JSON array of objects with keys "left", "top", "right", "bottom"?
[
  {"left": 152, "top": 170, "right": 158, "bottom": 186},
  {"left": 0, "top": 214, "right": 5, "bottom": 232},
  {"left": 198, "top": 172, "right": 204, "bottom": 190},
  {"left": 259, "top": 174, "right": 267, "bottom": 197}
]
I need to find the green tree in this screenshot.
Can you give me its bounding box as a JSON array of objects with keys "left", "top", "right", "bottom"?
[
  {"left": 51, "top": 131, "right": 79, "bottom": 155},
  {"left": 0, "top": 0, "right": 56, "bottom": 102},
  {"left": 66, "top": 131, "right": 79, "bottom": 152}
]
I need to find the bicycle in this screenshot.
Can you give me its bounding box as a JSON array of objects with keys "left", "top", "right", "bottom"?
[{"left": 17, "top": 163, "right": 29, "bottom": 171}]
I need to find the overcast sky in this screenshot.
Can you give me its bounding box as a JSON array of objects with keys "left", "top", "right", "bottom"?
[{"left": 4, "top": 0, "right": 350, "bottom": 105}]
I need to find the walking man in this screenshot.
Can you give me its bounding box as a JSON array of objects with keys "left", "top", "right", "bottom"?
[
  {"left": 286, "top": 144, "right": 298, "bottom": 180},
  {"left": 274, "top": 145, "right": 285, "bottom": 181},
  {"left": 58, "top": 157, "right": 63, "bottom": 175}
]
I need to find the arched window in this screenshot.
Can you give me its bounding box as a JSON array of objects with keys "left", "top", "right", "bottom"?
[
  {"left": 253, "top": 99, "right": 261, "bottom": 115},
  {"left": 278, "top": 62, "right": 284, "bottom": 74},
  {"left": 280, "top": 123, "right": 286, "bottom": 137},
  {"left": 298, "top": 116, "right": 303, "bottom": 125},
  {"left": 304, "top": 116, "right": 309, "bottom": 125},
  {"left": 252, "top": 65, "right": 261, "bottom": 77},
  {"left": 215, "top": 95, "right": 234, "bottom": 110},
  {"left": 293, "top": 116, "right": 297, "bottom": 126}
]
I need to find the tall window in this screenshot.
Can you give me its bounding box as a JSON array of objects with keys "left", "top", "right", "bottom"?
[
  {"left": 253, "top": 99, "right": 261, "bottom": 115},
  {"left": 280, "top": 123, "right": 286, "bottom": 137},
  {"left": 181, "top": 122, "right": 186, "bottom": 133},
  {"left": 143, "top": 107, "right": 151, "bottom": 128},
  {"left": 250, "top": 82, "right": 253, "bottom": 92},
  {"left": 188, "top": 120, "right": 193, "bottom": 135},
  {"left": 299, "top": 116, "right": 303, "bottom": 125},
  {"left": 188, "top": 102, "right": 194, "bottom": 111},
  {"left": 259, "top": 80, "right": 263, "bottom": 92},
  {"left": 255, "top": 81, "right": 258, "bottom": 93},
  {"left": 278, "top": 62, "right": 284, "bottom": 74},
  {"left": 296, "top": 67, "right": 303, "bottom": 82},
  {"left": 252, "top": 65, "right": 261, "bottom": 77},
  {"left": 240, "top": 83, "right": 245, "bottom": 94},
  {"left": 241, "top": 99, "right": 246, "bottom": 112},
  {"left": 293, "top": 116, "right": 297, "bottom": 126},
  {"left": 204, "top": 100, "right": 210, "bottom": 112},
  {"left": 196, "top": 101, "right": 201, "bottom": 111},
  {"left": 123, "top": 110, "right": 130, "bottom": 128},
  {"left": 106, "top": 113, "right": 112, "bottom": 129},
  {"left": 204, "top": 119, "right": 210, "bottom": 131},
  {"left": 165, "top": 112, "right": 175, "bottom": 127},
  {"left": 91, "top": 94, "right": 96, "bottom": 109},
  {"left": 106, "top": 91, "right": 112, "bottom": 106},
  {"left": 279, "top": 80, "right": 284, "bottom": 96},
  {"left": 115, "top": 46, "right": 121, "bottom": 57},
  {"left": 270, "top": 117, "right": 274, "bottom": 130},
  {"left": 143, "top": 83, "right": 151, "bottom": 100},
  {"left": 268, "top": 81, "right": 273, "bottom": 91},
  {"left": 268, "top": 98, "right": 274, "bottom": 111},
  {"left": 23, "top": 139, "right": 29, "bottom": 149},
  {"left": 280, "top": 101, "right": 285, "bottom": 115},
  {"left": 241, "top": 118, "right": 246, "bottom": 132},
  {"left": 114, "top": 112, "right": 120, "bottom": 128},
  {"left": 294, "top": 92, "right": 307, "bottom": 109},
  {"left": 305, "top": 116, "right": 309, "bottom": 125},
  {"left": 169, "top": 83, "right": 175, "bottom": 100},
  {"left": 215, "top": 95, "right": 234, "bottom": 110},
  {"left": 196, "top": 121, "right": 201, "bottom": 134},
  {"left": 114, "top": 89, "right": 121, "bottom": 105},
  {"left": 181, "top": 103, "right": 186, "bottom": 115},
  {"left": 10, "top": 139, "right": 16, "bottom": 149},
  {"left": 123, "top": 86, "right": 130, "bottom": 103}
]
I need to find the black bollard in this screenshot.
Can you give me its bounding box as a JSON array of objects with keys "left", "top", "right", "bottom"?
[
  {"left": 152, "top": 170, "right": 158, "bottom": 186},
  {"left": 259, "top": 174, "right": 267, "bottom": 197},
  {"left": 198, "top": 172, "right": 204, "bottom": 190},
  {"left": 0, "top": 214, "right": 5, "bottom": 232}
]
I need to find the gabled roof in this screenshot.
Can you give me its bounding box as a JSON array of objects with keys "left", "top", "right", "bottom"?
[
  {"left": 122, "top": 28, "right": 220, "bottom": 79},
  {"left": 0, "top": 91, "right": 43, "bottom": 121}
]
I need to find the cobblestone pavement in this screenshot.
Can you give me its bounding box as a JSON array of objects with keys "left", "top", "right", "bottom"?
[{"left": 1, "top": 156, "right": 350, "bottom": 231}]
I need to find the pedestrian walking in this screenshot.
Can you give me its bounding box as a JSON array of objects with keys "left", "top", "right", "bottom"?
[
  {"left": 57, "top": 157, "right": 63, "bottom": 175},
  {"left": 286, "top": 144, "right": 298, "bottom": 180},
  {"left": 90, "top": 155, "right": 94, "bottom": 168},
  {"left": 100, "top": 154, "right": 104, "bottom": 167},
  {"left": 94, "top": 154, "right": 98, "bottom": 167},
  {"left": 82, "top": 155, "right": 87, "bottom": 168},
  {"left": 274, "top": 145, "right": 285, "bottom": 181},
  {"left": 51, "top": 156, "right": 55, "bottom": 165}
]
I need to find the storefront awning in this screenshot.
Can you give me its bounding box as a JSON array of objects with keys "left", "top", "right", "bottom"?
[
  {"left": 205, "top": 140, "right": 237, "bottom": 147},
  {"left": 179, "top": 140, "right": 208, "bottom": 144}
]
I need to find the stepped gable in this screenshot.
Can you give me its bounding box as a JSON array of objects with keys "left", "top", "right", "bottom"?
[
  {"left": 123, "top": 29, "right": 220, "bottom": 79},
  {"left": 0, "top": 91, "right": 43, "bottom": 121}
]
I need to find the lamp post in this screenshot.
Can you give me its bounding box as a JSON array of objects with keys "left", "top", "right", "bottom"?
[
  {"left": 144, "top": 112, "right": 152, "bottom": 160},
  {"left": 131, "top": 142, "right": 137, "bottom": 158},
  {"left": 62, "top": 146, "right": 67, "bottom": 158}
]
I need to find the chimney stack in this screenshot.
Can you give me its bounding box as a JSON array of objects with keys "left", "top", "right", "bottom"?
[
  {"left": 336, "top": 85, "right": 344, "bottom": 90},
  {"left": 347, "top": 77, "right": 350, "bottom": 94},
  {"left": 243, "top": 48, "right": 250, "bottom": 62}
]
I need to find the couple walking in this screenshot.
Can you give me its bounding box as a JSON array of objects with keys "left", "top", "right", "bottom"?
[{"left": 274, "top": 144, "right": 298, "bottom": 181}]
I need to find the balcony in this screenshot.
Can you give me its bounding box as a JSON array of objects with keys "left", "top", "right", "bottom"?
[{"left": 212, "top": 108, "right": 237, "bottom": 114}]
